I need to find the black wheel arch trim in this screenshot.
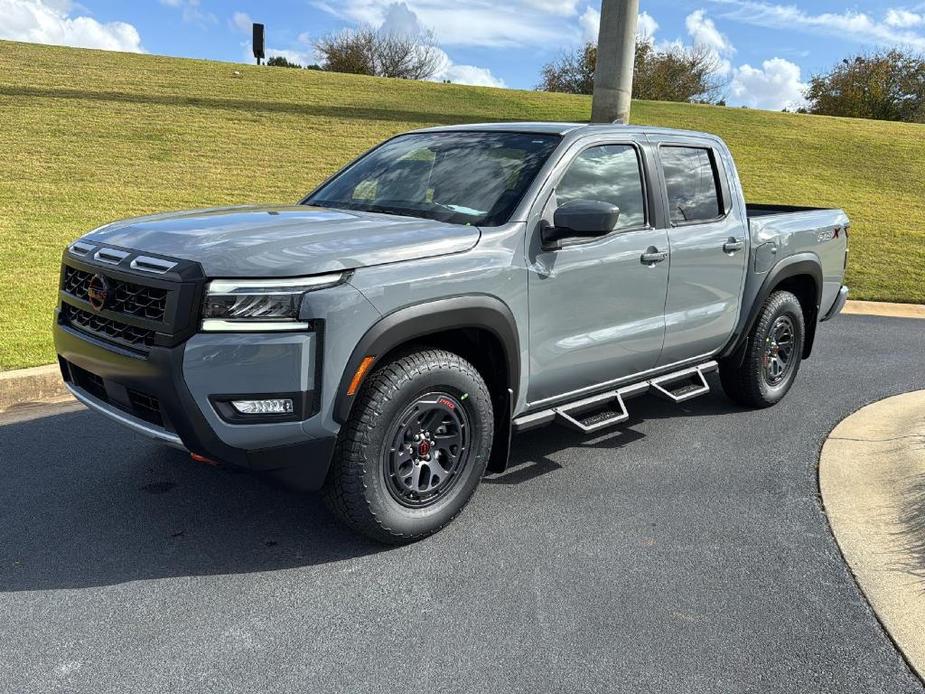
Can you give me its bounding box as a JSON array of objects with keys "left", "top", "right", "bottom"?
[
  {"left": 721, "top": 254, "right": 823, "bottom": 364},
  {"left": 332, "top": 295, "right": 521, "bottom": 427}
]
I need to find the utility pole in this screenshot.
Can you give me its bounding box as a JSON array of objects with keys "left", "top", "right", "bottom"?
[{"left": 591, "top": 0, "right": 639, "bottom": 124}]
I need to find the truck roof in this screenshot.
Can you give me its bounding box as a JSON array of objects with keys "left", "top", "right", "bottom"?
[{"left": 412, "top": 121, "right": 718, "bottom": 140}]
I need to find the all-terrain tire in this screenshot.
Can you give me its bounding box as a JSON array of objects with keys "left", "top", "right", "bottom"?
[
  {"left": 322, "top": 348, "right": 493, "bottom": 544},
  {"left": 719, "top": 290, "right": 805, "bottom": 408}
]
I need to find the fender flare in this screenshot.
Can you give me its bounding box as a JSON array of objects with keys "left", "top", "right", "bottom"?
[
  {"left": 722, "top": 254, "right": 823, "bottom": 363},
  {"left": 332, "top": 295, "right": 520, "bottom": 424}
]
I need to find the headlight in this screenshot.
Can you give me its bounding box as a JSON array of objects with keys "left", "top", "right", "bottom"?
[{"left": 201, "top": 273, "right": 345, "bottom": 332}]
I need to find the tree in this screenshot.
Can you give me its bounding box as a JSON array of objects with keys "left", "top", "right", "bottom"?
[
  {"left": 267, "top": 56, "right": 303, "bottom": 69},
  {"left": 315, "top": 27, "right": 442, "bottom": 80},
  {"left": 805, "top": 49, "right": 925, "bottom": 123},
  {"left": 634, "top": 42, "right": 726, "bottom": 104},
  {"left": 538, "top": 43, "right": 597, "bottom": 95},
  {"left": 538, "top": 40, "right": 727, "bottom": 104}
]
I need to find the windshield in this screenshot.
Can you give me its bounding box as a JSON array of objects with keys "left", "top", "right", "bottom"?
[{"left": 303, "top": 131, "right": 562, "bottom": 227}]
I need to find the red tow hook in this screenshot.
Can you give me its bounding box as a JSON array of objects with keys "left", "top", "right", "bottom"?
[{"left": 190, "top": 452, "right": 221, "bottom": 466}]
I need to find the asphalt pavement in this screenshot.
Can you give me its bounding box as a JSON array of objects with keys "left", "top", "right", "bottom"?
[{"left": 1, "top": 314, "right": 924, "bottom": 694}]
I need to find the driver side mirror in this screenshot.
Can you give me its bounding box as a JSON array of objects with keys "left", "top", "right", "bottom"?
[{"left": 541, "top": 199, "right": 620, "bottom": 250}]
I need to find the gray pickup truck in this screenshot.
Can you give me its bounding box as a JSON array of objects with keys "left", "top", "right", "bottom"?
[{"left": 54, "top": 122, "right": 849, "bottom": 543}]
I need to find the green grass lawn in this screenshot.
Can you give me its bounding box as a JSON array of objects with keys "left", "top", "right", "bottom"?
[{"left": 1, "top": 40, "right": 923, "bottom": 370}]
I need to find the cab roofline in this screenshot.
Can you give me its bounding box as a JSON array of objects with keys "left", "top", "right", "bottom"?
[{"left": 408, "top": 121, "right": 721, "bottom": 140}]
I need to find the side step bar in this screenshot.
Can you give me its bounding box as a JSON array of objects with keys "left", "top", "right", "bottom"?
[{"left": 513, "top": 361, "right": 719, "bottom": 434}]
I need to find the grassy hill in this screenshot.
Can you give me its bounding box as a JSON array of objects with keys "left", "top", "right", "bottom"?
[{"left": 1, "top": 40, "right": 923, "bottom": 370}]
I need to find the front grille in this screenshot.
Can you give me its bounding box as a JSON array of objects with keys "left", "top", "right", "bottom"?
[
  {"left": 59, "top": 246, "right": 204, "bottom": 354},
  {"left": 64, "top": 304, "right": 156, "bottom": 350},
  {"left": 63, "top": 266, "right": 168, "bottom": 321}
]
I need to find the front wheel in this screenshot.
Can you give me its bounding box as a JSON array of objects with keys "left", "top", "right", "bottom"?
[
  {"left": 322, "top": 348, "right": 494, "bottom": 544},
  {"left": 719, "top": 290, "right": 805, "bottom": 408}
]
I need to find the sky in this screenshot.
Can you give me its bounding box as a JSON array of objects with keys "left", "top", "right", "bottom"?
[{"left": 2, "top": 0, "right": 925, "bottom": 110}]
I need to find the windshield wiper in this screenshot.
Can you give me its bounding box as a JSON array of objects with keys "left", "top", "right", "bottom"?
[
  {"left": 307, "top": 199, "right": 461, "bottom": 224},
  {"left": 307, "top": 200, "right": 416, "bottom": 218}
]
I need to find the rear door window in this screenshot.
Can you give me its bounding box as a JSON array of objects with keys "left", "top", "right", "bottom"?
[{"left": 659, "top": 146, "right": 722, "bottom": 224}]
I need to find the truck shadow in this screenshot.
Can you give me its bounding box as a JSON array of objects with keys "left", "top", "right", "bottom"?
[
  {"left": 0, "top": 390, "right": 739, "bottom": 592},
  {"left": 487, "top": 386, "right": 743, "bottom": 486}
]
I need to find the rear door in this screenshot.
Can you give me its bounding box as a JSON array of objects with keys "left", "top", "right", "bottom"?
[
  {"left": 647, "top": 136, "right": 749, "bottom": 366},
  {"left": 525, "top": 138, "right": 670, "bottom": 405}
]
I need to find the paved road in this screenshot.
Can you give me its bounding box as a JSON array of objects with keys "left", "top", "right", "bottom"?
[{"left": 1, "top": 314, "right": 924, "bottom": 694}]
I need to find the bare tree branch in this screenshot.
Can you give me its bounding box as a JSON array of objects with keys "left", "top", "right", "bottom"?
[{"left": 315, "top": 27, "right": 441, "bottom": 81}]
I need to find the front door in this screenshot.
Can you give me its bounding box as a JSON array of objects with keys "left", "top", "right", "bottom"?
[
  {"left": 649, "top": 139, "right": 748, "bottom": 366},
  {"left": 526, "top": 142, "right": 670, "bottom": 405}
]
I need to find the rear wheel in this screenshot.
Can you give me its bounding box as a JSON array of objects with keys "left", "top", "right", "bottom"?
[
  {"left": 322, "top": 348, "right": 493, "bottom": 544},
  {"left": 720, "top": 290, "right": 805, "bottom": 408}
]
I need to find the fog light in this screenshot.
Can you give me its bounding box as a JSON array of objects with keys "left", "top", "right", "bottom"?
[{"left": 230, "top": 398, "right": 294, "bottom": 415}]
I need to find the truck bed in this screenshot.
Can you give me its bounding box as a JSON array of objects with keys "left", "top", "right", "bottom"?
[{"left": 745, "top": 203, "right": 849, "bottom": 321}]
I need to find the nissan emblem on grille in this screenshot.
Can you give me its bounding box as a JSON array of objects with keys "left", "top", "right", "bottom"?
[{"left": 86, "top": 274, "right": 110, "bottom": 312}]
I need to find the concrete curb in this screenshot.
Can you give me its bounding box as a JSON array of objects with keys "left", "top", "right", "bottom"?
[
  {"left": 0, "top": 364, "right": 72, "bottom": 413},
  {"left": 843, "top": 300, "right": 925, "bottom": 319},
  {"left": 819, "top": 391, "right": 925, "bottom": 683}
]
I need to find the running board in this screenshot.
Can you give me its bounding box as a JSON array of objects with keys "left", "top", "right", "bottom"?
[{"left": 513, "top": 361, "right": 719, "bottom": 434}]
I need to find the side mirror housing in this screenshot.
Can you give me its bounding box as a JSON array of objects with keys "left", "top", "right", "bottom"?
[{"left": 542, "top": 199, "right": 620, "bottom": 250}]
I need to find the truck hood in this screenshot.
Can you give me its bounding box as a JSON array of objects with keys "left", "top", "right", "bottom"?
[{"left": 83, "top": 205, "right": 480, "bottom": 277}]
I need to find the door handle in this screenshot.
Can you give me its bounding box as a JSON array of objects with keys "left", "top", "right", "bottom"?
[
  {"left": 640, "top": 247, "right": 668, "bottom": 266},
  {"left": 723, "top": 237, "right": 745, "bottom": 254}
]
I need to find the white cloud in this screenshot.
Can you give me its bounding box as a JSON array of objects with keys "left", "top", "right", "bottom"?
[
  {"left": 230, "top": 11, "right": 252, "bottom": 33},
  {"left": 0, "top": 0, "right": 143, "bottom": 52},
  {"left": 431, "top": 48, "right": 505, "bottom": 87},
  {"left": 579, "top": 6, "right": 599, "bottom": 43},
  {"left": 730, "top": 57, "right": 807, "bottom": 110},
  {"left": 885, "top": 8, "right": 923, "bottom": 28},
  {"left": 580, "top": 7, "right": 658, "bottom": 44},
  {"left": 626, "top": 8, "right": 805, "bottom": 112},
  {"left": 637, "top": 11, "right": 660, "bottom": 40},
  {"left": 711, "top": 0, "right": 925, "bottom": 51},
  {"left": 314, "top": 0, "right": 581, "bottom": 47},
  {"left": 266, "top": 48, "right": 314, "bottom": 66},
  {"left": 686, "top": 9, "right": 734, "bottom": 54},
  {"left": 434, "top": 62, "right": 505, "bottom": 88},
  {"left": 523, "top": 0, "right": 580, "bottom": 16},
  {"left": 680, "top": 9, "right": 734, "bottom": 76},
  {"left": 379, "top": 1, "right": 426, "bottom": 37}
]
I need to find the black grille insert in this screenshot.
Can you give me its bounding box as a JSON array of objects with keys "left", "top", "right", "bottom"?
[
  {"left": 60, "top": 359, "right": 167, "bottom": 429},
  {"left": 70, "top": 363, "right": 107, "bottom": 401},
  {"left": 63, "top": 304, "right": 156, "bottom": 350},
  {"left": 127, "top": 389, "right": 164, "bottom": 427},
  {"left": 63, "top": 266, "right": 168, "bottom": 321}
]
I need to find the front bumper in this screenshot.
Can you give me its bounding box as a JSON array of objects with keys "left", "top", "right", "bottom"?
[
  {"left": 822, "top": 285, "right": 849, "bottom": 322},
  {"left": 54, "top": 318, "right": 336, "bottom": 490}
]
